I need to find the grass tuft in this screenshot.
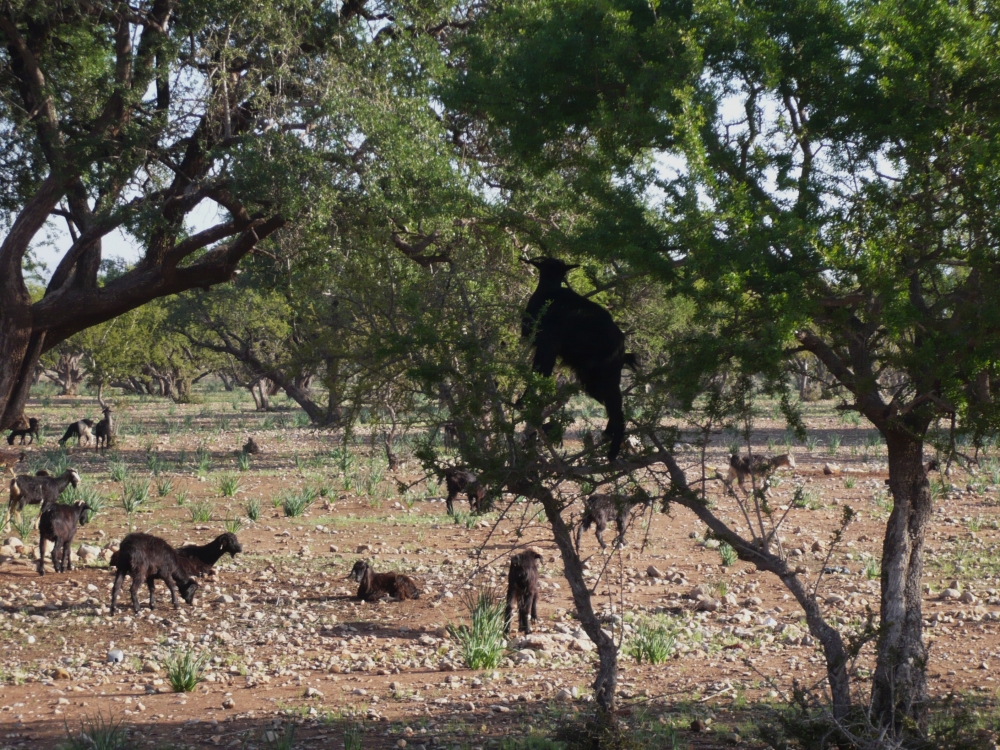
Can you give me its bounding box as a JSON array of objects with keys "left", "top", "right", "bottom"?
[
  {"left": 61, "top": 711, "right": 133, "bottom": 750},
  {"left": 447, "top": 585, "right": 508, "bottom": 670},
  {"left": 625, "top": 620, "right": 676, "bottom": 665},
  {"left": 163, "top": 648, "right": 210, "bottom": 693},
  {"left": 243, "top": 497, "right": 262, "bottom": 522},
  {"left": 189, "top": 501, "right": 213, "bottom": 523}
]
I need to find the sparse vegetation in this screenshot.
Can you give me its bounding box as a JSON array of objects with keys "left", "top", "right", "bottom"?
[
  {"left": 447, "top": 586, "right": 508, "bottom": 670},
  {"left": 163, "top": 648, "right": 210, "bottom": 693}
]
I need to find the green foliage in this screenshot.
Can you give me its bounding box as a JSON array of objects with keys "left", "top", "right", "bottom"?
[
  {"left": 237, "top": 452, "right": 251, "bottom": 472},
  {"left": 718, "top": 542, "right": 737, "bottom": 567},
  {"left": 243, "top": 497, "right": 262, "bottom": 522},
  {"left": 163, "top": 649, "right": 210, "bottom": 693},
  {"left": 625, "top": 621, "right": 675, "bottom": 666},
  {"left": 343, "top": 723, "right": 363, "bottom": 750},
  {"left": 282, "top": 490, "right": 315, "bottom": 518},
  {"left": 224, "top": 516, "right": 244, "bottom": 534},
  {"left": 10, "top": 508, "right": 36, "bottom": 541},
  {"left": 109, "top": 462, "right": 128, "bottom": 484},
  {"left": 218, "top": 475, "right": 240, "bottom": 498},
  {"left": 189, "top": 502, "right": 213, "bottom": 524},
  {"left": 447, "top": 586, "right": 509, "bottom": 670}
]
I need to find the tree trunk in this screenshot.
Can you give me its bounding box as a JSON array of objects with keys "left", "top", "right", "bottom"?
[
  {"left": 870, "top": 431, "right": 932, "bottom": 734},
  {"left": 46, "top": 351, "right": 86, "bottom": 395},
  {"left": 516, "top": 479, "right": 618, "bottom": 714}
]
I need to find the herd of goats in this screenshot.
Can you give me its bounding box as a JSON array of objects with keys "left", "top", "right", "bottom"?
[{"left": 1, "top": 258, "right": 795, "bottom": 637}]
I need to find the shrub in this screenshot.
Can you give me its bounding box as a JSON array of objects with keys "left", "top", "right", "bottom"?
[
  {"left": 109, "top": 461, "right": 128, "bottom": 483},
  {"left": 447, "top": 585, "right": 508, "bottom": 670},
  {"left": 163, "top": 648, "right": 210, "bottom": 693},
  {"left": 155, "top": 477, "right": 173, "bottom": 498},
  {"left": 237, "top": 451, "right": 251, "bottom": 472},
  {"left": 624, "top": 620, "right": 675, "bottom": 665},
  {"left": 189, "top": 501, "right": 213, "bottom": 523}
]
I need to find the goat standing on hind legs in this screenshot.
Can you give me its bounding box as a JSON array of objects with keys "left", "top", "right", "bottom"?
[{"left": 520, "top": 257, "right": 637, "bottom": 461}]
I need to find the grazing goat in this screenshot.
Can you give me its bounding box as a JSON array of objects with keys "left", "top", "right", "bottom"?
[
  {"left": 576, "top": 494, "right": 628, "bottom": 551},
  {"left": 37, "top": 501, "right": 92, "bottom": 575},
  {"left": 94, "top": 407, "right": 113, "bottom": 449},
  {"left": 8, "top": 468, "right": 81, "bottom": 524},
  {"left": 176, "top": 533, "right": 242, "bottom": 577},
  {"left": 59, "top": 419, "right": 94, "bottom": 447},
  {"left": 505, "top": 549, "right": 542, "bottom": 635},
  {"left": 348, "top": 560, "right": 420, "bottom": 602},
  {"left": 109, "top": 533, "right": 199, "bottom": 615},
  {"left": 7, "top": 417, "right": 39, "bottom": 445},
  {"left": 442, "top": 468, "right": 484, "bottom": 516},
  {"left": 726, "top": 453, "right": 796, "bottom": 492},
  {"left": 521, "top": 257, "right": 636, "bottom": 460},
  {"left": 0, "top": 450, "right": 25, "bottom": 478}
]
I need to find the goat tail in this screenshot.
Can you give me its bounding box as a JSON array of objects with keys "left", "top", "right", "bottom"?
[{"left": 623, "top": 352, "right": 639, "bottom": 372}]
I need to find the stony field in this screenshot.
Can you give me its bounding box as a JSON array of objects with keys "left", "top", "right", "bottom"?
[{"left": 2, "top": 386, "right": 1000, "bottom": 749}]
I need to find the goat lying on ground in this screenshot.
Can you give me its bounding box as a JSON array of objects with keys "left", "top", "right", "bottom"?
[
  {"left": 521, "top": 257, "right": 636, "bottom": 460},
  {"left": 37, "top": 501, "right": 92, "bottom": 575},
  {"left": 505, "top": 548, "right": 542, "bottom": 635},
  {"left": 726, "top": 453, "right": 796, "bottom": 492},
  {"left": 348, "top": 560, "right": 420, "bottom": 602},
  {"left": 8, "top": 468, "right": 81, "bottom": 524},
  {"left": 59, "top": 420, "right": 94, "bottom": 447},
  {"left": 176, "top": 533, "right": 242, "bottom": 577},
  {"left": 7, "top": 417, "right": 39, "bottom": 445},
  {"left": 109, "top": 533, "right": 199, "bottom": 615},
  {"left": 442, "top": 468, "right": 484, "bottom": 516},
  {"left": 242, "top": 437, "right": 261, "bottom": 454},
  {"left": 94, "top": 407, "right": 113, "bottom": 450}
]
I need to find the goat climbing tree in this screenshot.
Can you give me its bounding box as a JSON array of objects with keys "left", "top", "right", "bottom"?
[{"left": 0, "top": 0, "right": 454, "bottom": 429}]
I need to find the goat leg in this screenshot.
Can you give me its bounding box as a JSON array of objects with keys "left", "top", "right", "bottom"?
[
  {"left": 110, "top": 573, "right": 125, "bottom": 615},
  {"left": 164, "top": 575, "right": 183, "bottom": 609},
  {"left": 130, "top": 576, "right": 144, "bottom": 614},
  {"left": 519, "top": 593, "right": 531, "bottom": 634},
  {"left": 504, "top": 591, "right": 515, "bottom": 635}
]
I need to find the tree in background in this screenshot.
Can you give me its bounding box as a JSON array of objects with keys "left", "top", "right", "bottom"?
[{"left": 0, "top": 0, "right": 464, "bottom": 428}]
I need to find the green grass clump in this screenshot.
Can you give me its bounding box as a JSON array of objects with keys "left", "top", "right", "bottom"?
[
  {"left": 243, "top": 497, "right": 262, "bottom": 522},
  {"left": 10, "top": 508, "right": 36, "bottom": 541},
  {"left": 282, "top": 489, "right": 316, "bottom": 517},
  {"left": 163, "top": 648, "right": 210, "bottom": 693},
  {"left": 109, "top": 461, "right": 128, "bottom": 483},
  {"left": 62, "top": 711, "right": 133, "bottom": 750},
  {"left": 718, "top": 542, "right": 737, "bottom": 567},
  {"left": 343, "top": 723, "right": 363, "bottom": 750},
  {"left": 237, "top": 451, "right": 251, "bottom": 472},
  {"left": 155, "top": 477, "right": 173, "bottom": 498},
  {"left": 224, "top": 515, "right": 244, "bottom": 534},
  {"left": 189, "top": 501, "right": 213, "bottom": 523},
  {"left": 624, "top": 620, "right": 676, "bottom": 665},
  {"left": 447, "top": 585, "right": 508, "bottom": 670},
  {"left": 218, "top": 474, "right": 240, "bottom": 498}
]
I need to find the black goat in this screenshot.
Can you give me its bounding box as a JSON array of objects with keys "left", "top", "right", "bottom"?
[
  {"left": 8, "top": 468, "right": 81, "bottom": 523},
  {"left": 37, "top": 501, "right": 92, "bottom": 575},
  {"left": 442, "top": 468, "right": 484, "bottom": 516},
  {"left": 59, "top": 419, "right": 94, "bottom": 447},
  {"left": 726, "top": 453, "right": 796, "bottom": 492},
  {"left": 109, "top": 533, "right": 199, "bottom": 615},
  {"left": 176, "top": 533, "right": 242, "bottom": 577},
  {"left": 521, "top": 257, "right": 635, "bottom": 460},
  {"left": 505, "top": 549, "right": 542, "bottom": 635},
  {"left": 7, "top": 417, "right": 39, "bottom": 445},
  {"left": 348, "top": 560, "right": 420, "bottom": 602},
  {"left": 575, "top": 493, "right": 628, "bottom": 551},
  {"left": 94, "top": 407, "right": 113, "bottom": 450}
]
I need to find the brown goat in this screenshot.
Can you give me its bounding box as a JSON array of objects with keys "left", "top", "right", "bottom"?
[
  {"left": 505, "top": 549, "right": 542, "bottom": 635},
  {"left": 348, "top": 560, "right": 420, "bottom": 602},
  {"left": 726, "top": 453, "right": 796, "bottom": 491}
]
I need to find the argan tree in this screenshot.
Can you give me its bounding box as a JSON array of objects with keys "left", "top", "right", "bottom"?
[
  {"left": 447, "top": 0, "right": 1000, "bottom": 738},
  {"left": 0, "top": 0, "right": 456, "bottom": 429}
]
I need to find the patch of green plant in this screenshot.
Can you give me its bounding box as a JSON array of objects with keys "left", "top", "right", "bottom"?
[
  {"left": 120, "top": 479, "right": 149, "bottom": 529},
  {"left": 163, "top": 648, "right": 210, "bottom": 692},
  {"left": 625, "top": 620, "right": 675, "bottom": 665},
  {"left": 718, "top": 542, "right": 737, "bottom": 567},
  {"left": 244, "top": 497, "right": 262, "bottom": 522},
  {"left": 844, "top": 477, "right": 856, "bottom": 489},
  {"left": 61, "top": 711, "right": 133, "bottom": 750},
  {"left": 10, "top": 507, "right": 36, "bottom": 541},
  {"left": 224, "top": 515, "right": 244, "bottom": 534},
  {"left": 109, "top": 461, "right": 128, "bottom": 483},
  {"left": 264, "top": 723, "right": 297, "bottom": 750},
  {"left": 863, "top": 555, "right": 881, "bottom": 580},
  {"left": 155, "top": 477, "right": 173, "bottom": 498},
  {"left": 343, "top": 722, "right": 364, "bottom": 750},
  {"left": 451, "top": 510, "right": 478, "bottom": 528},
  {"left": 826, "top": 434, "right": 841, "bottom": 456},
  {"left": 175, "top": 489, "right": 188, "bottom": 507},
  {"left": 189, "top": 501, "right": 213, "bottom": 523},
  {"left": 805, "top": 435, "right": 819, "bottom": 452},
  {"left": 282, "top": 488, "right": 316, "bottom": 517},
  {"left": 219, "top": 474, "right": 240, "bottom": 498},
  {"left": 145, "top": 452, "right": 166, "bottom": 477},
  {"left": 447, "top": 585, "right": 508, "bottom": 670},
  {"left": 237, "top": 451, "right": 251, "bottom": 472}
]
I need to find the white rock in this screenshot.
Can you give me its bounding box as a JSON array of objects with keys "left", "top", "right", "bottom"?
[
  {"left": 3, "top": 537, "right": 22, "bottom": 548},
  {"left": 940, "top": 588, "right": 962, "bottom": 600},
  {"left": 77, "top": 544, "right": 101, "bottom": 561},
  {"left": 555, "top": 688, "right": 574, "bottom": 702},
  {"left": 107, "top": 649, "right": 124, "bottom": 664},
  {"left": 646, "top": 565, "right": 663, "bottom": 578}
]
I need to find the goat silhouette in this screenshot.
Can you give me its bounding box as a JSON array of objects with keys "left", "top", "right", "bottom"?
[{"left": 521, "top": 257, "right": 635, "bottom": 460}]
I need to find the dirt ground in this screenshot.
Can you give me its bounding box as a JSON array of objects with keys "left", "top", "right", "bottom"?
[{"left": 2, "top": 389, "right": 1000, "bottom": 749}]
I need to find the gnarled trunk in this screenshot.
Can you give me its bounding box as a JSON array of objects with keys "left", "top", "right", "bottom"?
[
  {"left": 871, "top": 431, "right": 932, "bottom": 734},
  {"left": 0, "top": 299, "right": 43, "bottom": 431}
]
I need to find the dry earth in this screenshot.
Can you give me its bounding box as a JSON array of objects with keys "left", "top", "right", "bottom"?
[{"left": 2, "top": 390, "right": 1000, "bottom": 749}]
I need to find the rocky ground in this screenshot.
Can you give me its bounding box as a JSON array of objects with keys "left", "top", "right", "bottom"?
[{"left": 2, "top": 391, "right": 1000, "bottom": 749}]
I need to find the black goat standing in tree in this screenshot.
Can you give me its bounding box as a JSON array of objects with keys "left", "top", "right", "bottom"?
[{"left": 521, "top": 257, "right": 635, "bottom": 460}]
